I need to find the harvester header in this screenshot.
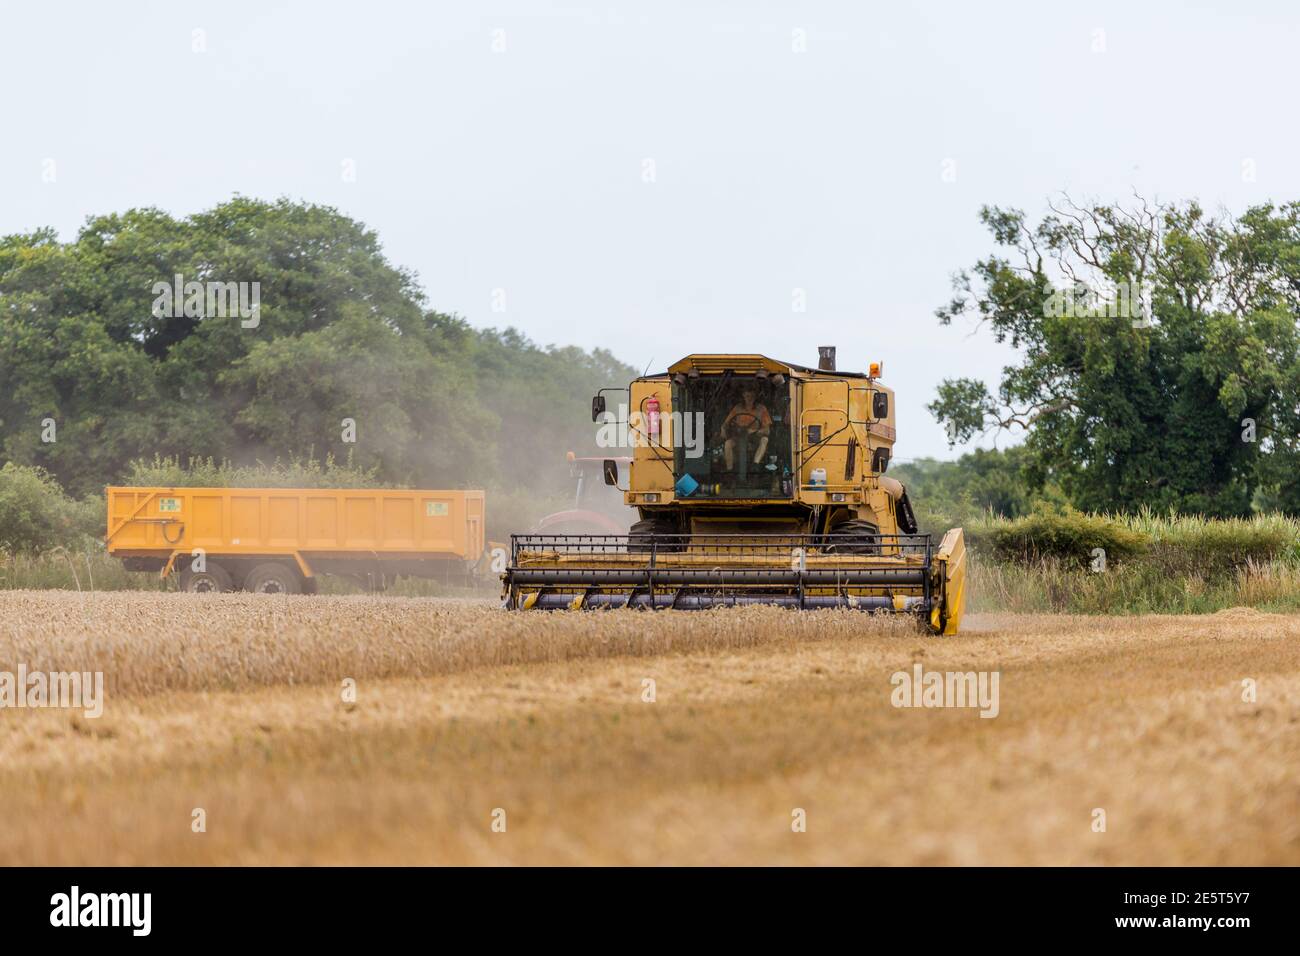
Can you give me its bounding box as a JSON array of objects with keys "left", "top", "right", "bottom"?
[{"left": 504, "top": 350, "right": 967, "bottom": 633}]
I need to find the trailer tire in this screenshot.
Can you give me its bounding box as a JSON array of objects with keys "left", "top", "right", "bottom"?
[
  {"left": 179, "top": 562, "right": 234, "bottom": 593},
  {"left": 244, "top": 562, "right": 303, "bottom": 595}
]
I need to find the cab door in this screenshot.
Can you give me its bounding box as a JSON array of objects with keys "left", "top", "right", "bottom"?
[{"left": 796, "top": 380, "right": 854, "bottom": 490}]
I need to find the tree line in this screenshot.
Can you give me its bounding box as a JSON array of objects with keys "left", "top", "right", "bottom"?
[
  {"left": 0, "top": 198, "right": 635, "bottom": 521},
  {"left": 929, "top": 195, "right": 1300, "bottom": 517}
]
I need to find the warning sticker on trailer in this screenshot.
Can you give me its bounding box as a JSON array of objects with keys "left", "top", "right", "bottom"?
[
  {"left": 426, "top": 502, "right": 449, "bottom": 516},
  {"left": 159, "top": 498, "right": 181, "bottom": 513}
]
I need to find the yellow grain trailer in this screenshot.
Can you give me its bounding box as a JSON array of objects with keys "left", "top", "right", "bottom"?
[{"left": 106, "top": 486, "right": 488, "bottom": 593}]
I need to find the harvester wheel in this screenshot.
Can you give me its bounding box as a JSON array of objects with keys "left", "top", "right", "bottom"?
[
  {"left": 628, "top": 518, "right": 683, "bottom": 553},
  {"left": 244, "top": 562, "right": 303, "bottom": 595},
  {"left": 179, "top": 562, "right": 233, "bottom": 593},
  {"left": 824, "top": 519, "right": 880, "bottom": 555}
]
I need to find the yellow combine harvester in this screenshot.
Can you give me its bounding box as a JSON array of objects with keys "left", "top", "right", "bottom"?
[{"left": 503, "top": 349, "right": 967, "bottom": 634}]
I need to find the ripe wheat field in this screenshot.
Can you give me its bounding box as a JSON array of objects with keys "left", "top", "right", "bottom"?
[{"left": 0, "top": 591, "right": 1297, "bottom": 865}]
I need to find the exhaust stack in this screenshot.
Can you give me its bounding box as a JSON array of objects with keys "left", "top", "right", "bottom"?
[{"left": 818, "top": 346, "right": 836, "bottom": 371}]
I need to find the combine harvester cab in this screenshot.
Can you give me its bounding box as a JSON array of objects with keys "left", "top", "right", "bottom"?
[{"left": 504, "top": 349, "right": 966, "bottom": 634}]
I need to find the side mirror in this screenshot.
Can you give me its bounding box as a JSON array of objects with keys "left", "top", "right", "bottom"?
[
  {"left": 591, "top": 395, "right": 607, "bottom": 421},
  {"left": 602, "top": 459, "right": 619, "bottom": 486},
  {"left": 872, "top": 392, "right": 889, "bottom": 420},
  {"left": 872, "top": 447, "right": 891, "bottom": 473}
]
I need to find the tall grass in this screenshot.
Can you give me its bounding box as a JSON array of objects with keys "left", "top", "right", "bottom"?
[
  {"left": 124, "top": 452, "right": 384, "bottom": 489},
  {"left": 967, "top": 508, "right": 1300, "bottom": 567},
  {"left": 1120, "top": 510, "right": 1300, "bottom": 573},
  {"left": 964, "top": 509, "right": 1300, "bottom": 614},
  {"left": 0, "top": 549, "right": 499, "bottom": 595},
  {"left": 0, "top": 550, "right": 169, "bottom": 591},
  {"left": 968, "top": 559, "right": 1300, "bottom": 615}
]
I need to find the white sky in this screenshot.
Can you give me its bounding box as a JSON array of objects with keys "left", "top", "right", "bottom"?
[{"left": 3, "top": 0, "right": 1298, "bottom": 460}]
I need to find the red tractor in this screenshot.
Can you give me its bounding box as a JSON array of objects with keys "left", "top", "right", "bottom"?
[{"left": 533, "top": 452, "right": 632, "bottom": 535}]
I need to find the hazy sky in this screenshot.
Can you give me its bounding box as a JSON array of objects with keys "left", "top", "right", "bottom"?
[{"left": 4, "top": 1, "right": 1298, "bottom": 460}]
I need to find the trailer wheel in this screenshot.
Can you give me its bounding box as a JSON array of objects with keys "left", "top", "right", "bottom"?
[
  {"left": 244, "top": 562, "right": 303, "bottom": 595},
  {"left": 179, "top": 563, "right": 234, "bottom": 593}
]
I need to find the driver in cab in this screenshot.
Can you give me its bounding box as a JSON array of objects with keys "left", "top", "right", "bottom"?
[{"left": 720, "top": 386, "right": 772, "bottom": 471}]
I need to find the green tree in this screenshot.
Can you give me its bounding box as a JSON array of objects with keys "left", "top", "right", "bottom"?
[
  {"left": 0, "top": 198, "right": 637, "bottom": 503},
  {"left": 0, "top": 463, "right": 99, "bottom": 553},
  {"left": 222, "top": 308, "right": 497, "bottom": 486},
  {"left": 894, "top": 447, "right": 1033, "bottom": 517},
  {"left": 931, "top": 197, "right": 1300, "bottom": 516}
]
